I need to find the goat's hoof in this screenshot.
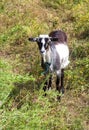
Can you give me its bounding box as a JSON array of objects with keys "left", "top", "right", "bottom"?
[
  {"left": 57, "top": 95, "right": 61, "bottom": 101},
  {"left": 43, "top": 93, "right": 47, "bottom": 97},
  {"left": 61, "top": 88, "right": 65, "bottom": 94}
]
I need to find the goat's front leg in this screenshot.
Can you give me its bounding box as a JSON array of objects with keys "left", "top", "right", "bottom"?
[
  {"left": 43, "top": 80, "right": 47, "bottom": 93},
  {"left": 43, "top": 74, "right": 52, "bottom": 96},
  {"left": 48, "top": 74, "right": 52, "bottom": 90},
  {"left": 56, "top": 75, "right": 61, "bottom": 92}
]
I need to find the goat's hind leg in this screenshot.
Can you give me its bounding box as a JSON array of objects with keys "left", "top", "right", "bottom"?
[
  {"left": 56, "top": 69, "right": 64, "bottom": 100},
  {"left": 56, "top": 75, "right": 61, "bottom": 100},
  {"left": 61, "top": 69, "right": 65, "bottom": 94},
  {"left": 56, "top": 70, "right": 61, "bottom": 93},
  {"left": 56, "top": 69, "right": 65, "bottom": 94}
]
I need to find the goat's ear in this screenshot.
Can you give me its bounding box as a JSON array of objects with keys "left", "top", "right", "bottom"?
[
  {"left": 50, "top": 37, "right": 59, "bottom": 41},
  {"left": 28, "top": 37, "right": 38, "bottom": 42}
]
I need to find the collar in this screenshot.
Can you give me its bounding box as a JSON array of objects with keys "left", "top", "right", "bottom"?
[{"left": 41, "top": 62, "right": 51, "bottom": 75}]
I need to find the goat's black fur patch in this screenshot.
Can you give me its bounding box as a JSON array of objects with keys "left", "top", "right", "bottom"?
[{"left": 49, "top": 30, "right": 67, "bottom": 43}]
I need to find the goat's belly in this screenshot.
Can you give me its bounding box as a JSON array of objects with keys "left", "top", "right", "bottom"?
[{"left": 55, "top": 44, "right": 70, "bottom": 68}]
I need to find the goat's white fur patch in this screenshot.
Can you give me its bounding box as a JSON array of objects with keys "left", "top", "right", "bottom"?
[
  {"left": 55, "top": 44, "right": 69, "bottom": 69},
  {"left": 39, "top": 34, "right": 49, "bottom": 38},
  {"left": 39, "top": 34, "right": 50, "bottom": 56}
]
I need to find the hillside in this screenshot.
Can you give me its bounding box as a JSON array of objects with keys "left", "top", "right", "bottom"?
[{"left": 0, "top": 0, "right": 89, "bottom": 129}]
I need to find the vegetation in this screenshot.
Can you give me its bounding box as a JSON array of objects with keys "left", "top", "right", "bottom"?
[{"left": 0, "top": 0, "right": 89, "bottom": 129}]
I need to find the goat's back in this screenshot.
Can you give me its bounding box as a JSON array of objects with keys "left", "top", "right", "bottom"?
[{"left": 49, "top": 30, "right": 67, "bottom": 43}]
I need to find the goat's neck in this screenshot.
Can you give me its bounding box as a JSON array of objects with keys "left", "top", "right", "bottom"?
[{"left": 42, "top": 47, "right": 52, "bottom": 64}]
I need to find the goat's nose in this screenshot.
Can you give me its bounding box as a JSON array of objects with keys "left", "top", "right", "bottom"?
[{"left": 40, "top": 50, "right": 45, "bottom": 54}]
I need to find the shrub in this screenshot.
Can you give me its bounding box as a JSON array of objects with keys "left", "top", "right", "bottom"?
[{"left": 72, "top": 1, "right": 89, "bottom": 39}]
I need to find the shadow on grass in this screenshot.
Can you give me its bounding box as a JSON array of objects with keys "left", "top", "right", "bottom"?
[{"left": 1, "top": 80, "right": 40, "bottom": 110}]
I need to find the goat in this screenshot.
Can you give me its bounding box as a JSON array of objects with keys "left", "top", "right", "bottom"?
[{"left": 28, "top": 30, "right": 69, "bottom": 99}]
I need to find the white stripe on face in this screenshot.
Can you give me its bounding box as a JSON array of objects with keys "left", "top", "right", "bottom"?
[
  {"left": 41, "top": 38, "right": 46, "bottom": 53},
  {"left": 39, "top": 35, "right": 49, "bottom": 54}
]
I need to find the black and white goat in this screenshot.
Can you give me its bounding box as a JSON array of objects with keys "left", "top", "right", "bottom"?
[{"left": 29, "top": 30, "right": 69, "bottom": 97}]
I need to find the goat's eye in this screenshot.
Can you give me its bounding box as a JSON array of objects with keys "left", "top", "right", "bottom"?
[
  {"left": 39, "top": 38, "right": 42, "bottom": 42},
  {"left": 37, "top": 38, "right": 42, "bottom": 43},
  {"left": 37, "top": 38, "right": 42, "bottom": 47}
]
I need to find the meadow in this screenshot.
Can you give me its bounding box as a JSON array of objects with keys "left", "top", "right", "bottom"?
[{"left": 0, "top": 0, "right": 89, "bottom": 129}]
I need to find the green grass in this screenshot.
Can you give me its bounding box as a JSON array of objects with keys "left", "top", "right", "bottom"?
[{"left": 0, "top": 0, "right": 89, "bottom": 130}]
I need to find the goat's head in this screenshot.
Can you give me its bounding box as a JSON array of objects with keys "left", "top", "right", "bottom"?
[{"left": 28, "top": 34, "right": 58, "bottom": 55}]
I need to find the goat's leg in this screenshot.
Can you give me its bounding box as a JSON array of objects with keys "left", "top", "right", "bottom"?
[
  {"left": 61, "top": 69, "right": 65, "bottom": 94},
  {"left": 43, "top": 75, "right": 52, "bottom": 96},
  {"left": 43, "top": 81, "right": 47, "bottom": 91},
  {"left": 56, "top": 75, "right": 61, "bottom": 92},
  {"left": 43, "top": 75, "right": 52, "bottom": 91},
  {"left": 56, "top": 69, "right": 65, "bottom": 100},
  {"left": 48, "top": 75, "right": 52, "bottom": 90},
  {"left": 56, "top": 75, "right": 61, "bottom": 100},
  {"left": 43, "top": 80, "right": 48, "bottom": 96},
  {"left": 41, "top": 57, "right": 45, "bottom": 69}
]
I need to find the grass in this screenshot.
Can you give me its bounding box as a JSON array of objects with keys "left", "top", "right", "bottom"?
[{"left": 0, "top": 0, "right": 89, "bottom": 129}]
